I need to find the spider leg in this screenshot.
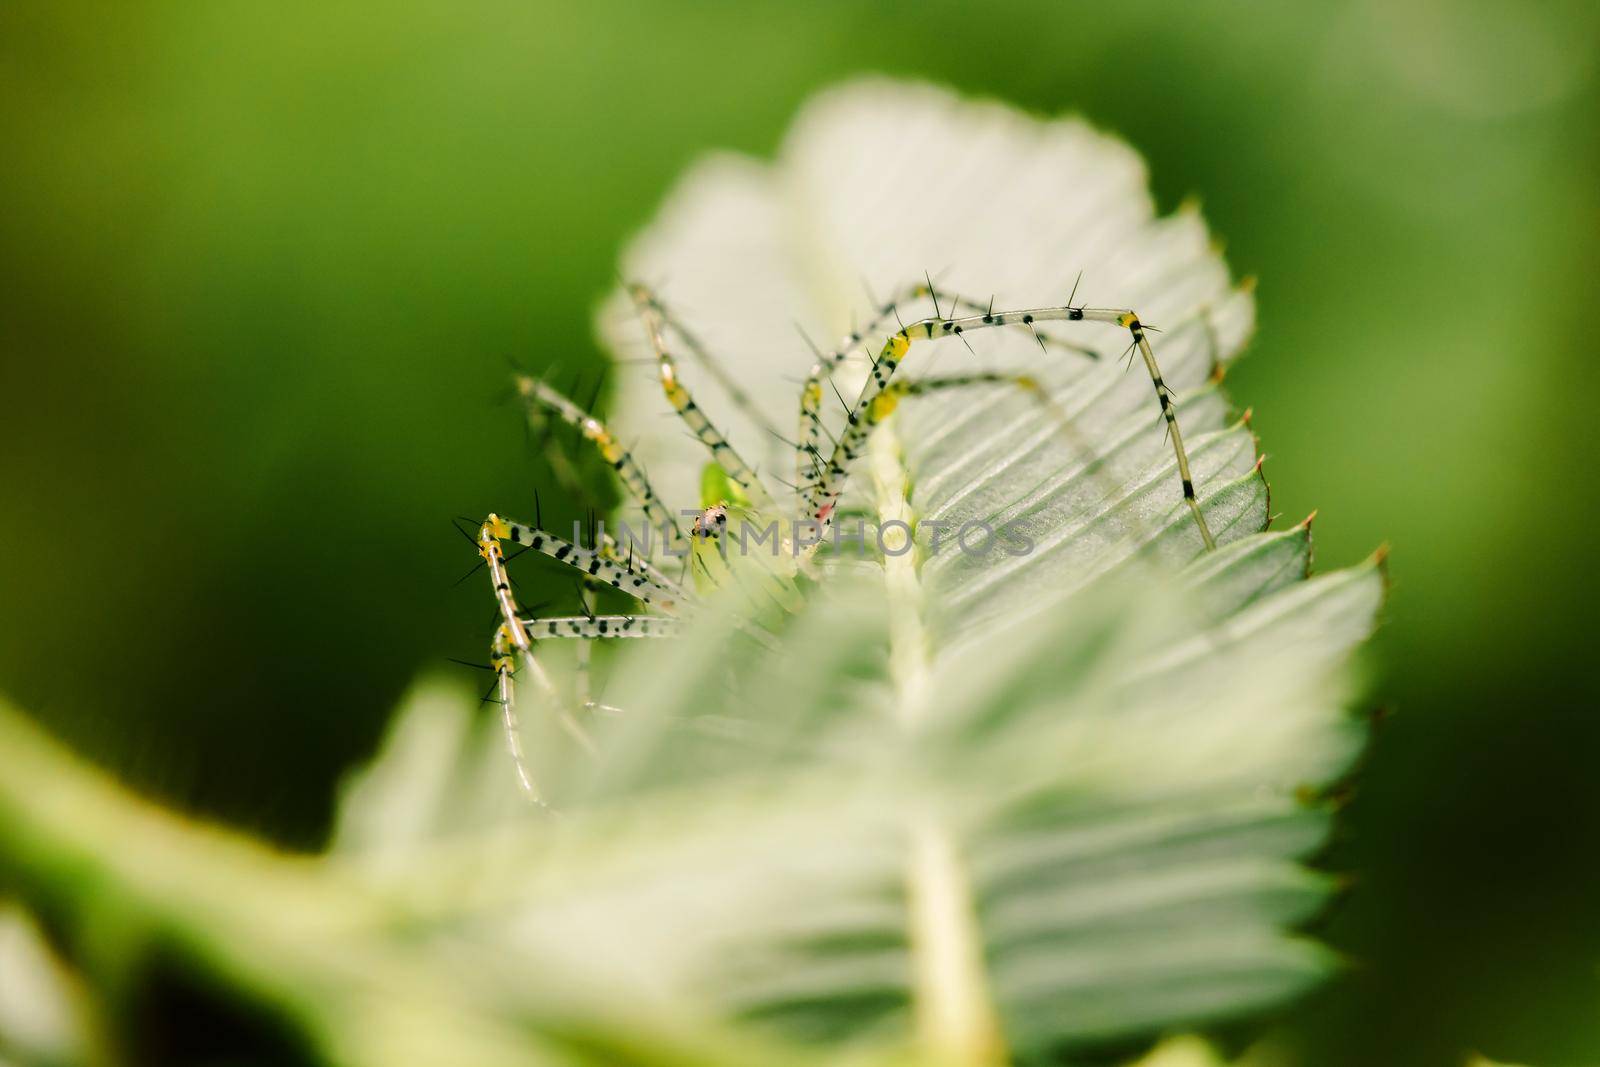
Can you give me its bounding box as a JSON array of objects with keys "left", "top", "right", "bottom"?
[
  {"left": 515, "top": 374, "right": 688, "bottom": 554},
  {"left": 516, "top": 613, "right": 683, "bottom": 640},
  {"left": 628, "top": 284, "right": 778, "bottom": 513},
  {"left": 807, "top": 303, "right": 1218, "bottom": 551},
  {"left": 796, "top": 282, "right": 1105, "bottom": 496},
  {"left": 630, "top": 283, "right": 783, "bottom": 444},
  {"left": 477, "top": 519, "right": 598, "bottom": 804},
  {"left": 810, "top": 371, "right": 1055, "bottom": 523},
  {"left": 475, "top": 508, "right": 697, "bottom": 801},
  {"left": 482, "top": 514, "right": 686, "bottom": 611}
]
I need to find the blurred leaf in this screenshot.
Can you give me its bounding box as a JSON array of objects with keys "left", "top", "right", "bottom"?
[
  {"left": 331, "top": 552, "right": 1380, "bottom": 1062},
  {"left": 0, "top": 900, "right": 103, "bottom": 1067},
  {"left": 0, "top": 696, "right": 854, "bottom": 1067},
  {"left": 1128, "top": 1036, "right": 1233, "bottom": 1067}
]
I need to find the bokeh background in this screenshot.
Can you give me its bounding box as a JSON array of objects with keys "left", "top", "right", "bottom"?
[{"left": 2, "top": 3, "right": 1597, "bottom": 1065}]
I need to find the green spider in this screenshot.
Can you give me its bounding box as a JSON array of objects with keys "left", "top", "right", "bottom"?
[{"left": 473, "top": 282, "right": 1215, "bottom": 802}]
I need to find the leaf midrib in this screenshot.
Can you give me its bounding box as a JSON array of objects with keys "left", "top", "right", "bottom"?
[{"left": 871, "top": 420, "right": 1007, "bottom": 1067}]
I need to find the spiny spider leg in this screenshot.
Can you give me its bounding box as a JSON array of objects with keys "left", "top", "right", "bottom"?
[
  {"left": 839, "top": 372, "right": 1051, "bottom": 448},
  {"left": 801, "top": 371, "right": 1065, "bottom": 509},
  {"left": 630, "top": 287, "right": 779, "bottom": 513},
  {"left": 572, "top": 582, "right": 595, "bottom": 717},
  {"left": 516, "top": 374, "right": 687, "bottom": 727},
  {"left": 518, "top": 614, "right": 683, "bottom": 640},
  {"left": 536, "top": 603, "right": 680, "bottom": 719},
  {"left": 518, "top": 382, "right": 649, "bottom": 716},
  {"left": 477, "top": 510, "right": 691, "bottom": 802},
  {"left": 513, "top": 374, "right": 687, "bottom": 592},
  {"left": 797, "top": 283, "right": 1105, "bottom": 494},
  {"left": 482, "top": 514, "right": 685, "bottom": 611},
  {"left": 808, "top": 304, "right": 1218, "bottom": 551},
  {"left": 628, "top": 283, "right": 783, "bottom": 444},
  {"left": 515, "top": 375, "right": 689, "bottom": 553},
  {"left": 478, "top": 520, "right": 598, "bottom": 804},
  {"left": 487, "top": 627, "right": 541, "bottom": 802}
]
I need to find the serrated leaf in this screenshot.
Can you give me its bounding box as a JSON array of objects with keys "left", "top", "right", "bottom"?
[{"left": 330, "top": 80, "right": 1383, "bottom": 1063}]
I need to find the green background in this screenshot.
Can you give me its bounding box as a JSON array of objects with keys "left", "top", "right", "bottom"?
[{"left": 2, "top": 3, "right": 1597, "bottom": 1064}]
